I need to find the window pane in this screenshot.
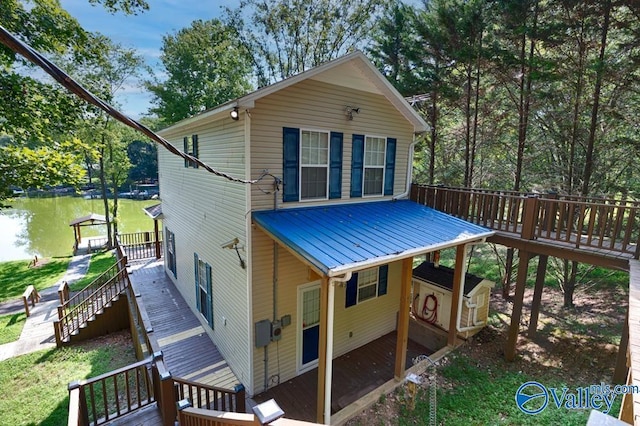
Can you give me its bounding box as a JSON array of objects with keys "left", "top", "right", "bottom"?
[
  {"left": 301, "top": 167, "right": 328, "bottom": 199},
  {"left": 363, "top": 168, "right": 383, "bottom": 196},
  {"left": 357, "top": 268, "right": 378, "bottom": 303},
  {"left": 303, "top": 288, "right": 320, "bottom": 328},
  {"left": 365, "top": 137, "right": 385, "bottom": 166},
  {"left": 301, "top": 131, "right": 328, "bottom": 166},
  {"left": 199, "top": 287, "right": 208, "bottom": 316}
]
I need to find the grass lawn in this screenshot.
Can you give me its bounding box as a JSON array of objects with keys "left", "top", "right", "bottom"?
[
  {"left": 68, "top": 251, "right": 117, "bottom": 292},
  {"left": 402, "top": 352, "right": 620, "bottom": 425},
  {"left": 0, "top": 313, "right": 27, "bottom": 345},
  {"left": 0, "top": 257, "right": 70, "bottom": 303},
  {"left": 0, "top": 331, "right": 136, "bottom": 425}
]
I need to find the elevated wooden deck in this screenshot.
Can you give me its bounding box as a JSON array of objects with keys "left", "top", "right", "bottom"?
[
  {"left": 127, "top": 258, "right": 241, "bottom": 391},
  {"left": 252, "top": 332, "right": 431, "bottom": 423}
]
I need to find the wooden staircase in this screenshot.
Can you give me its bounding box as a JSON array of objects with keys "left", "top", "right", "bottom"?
[{"left": 54, "top": 258, "right": 130, "bottom": 346}]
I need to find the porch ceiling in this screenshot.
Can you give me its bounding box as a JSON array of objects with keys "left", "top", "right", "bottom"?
[{"left": 252, "top": 200, "right": 494, "bottom": 276}]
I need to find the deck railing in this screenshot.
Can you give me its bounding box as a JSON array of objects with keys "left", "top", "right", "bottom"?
[
  {"left": 411, "top": 184, "right": 640, "bottom": 258},
  {"left": 68, "top": 357, "right": 155, "bottom": 425},
  {"left": 174, "top": 377, "right": 246, "bottom": 414},
  {"left": 61, "top": 258, "right": 126, "bottom": 312},
  {"left": 117, "top": 231, "right": 162, "bottom": 260},
  {"left": 54, "top": 262, "right": 129, "bottom": 345}
]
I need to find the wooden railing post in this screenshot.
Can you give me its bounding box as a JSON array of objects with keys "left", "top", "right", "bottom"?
[
  {"left": 176, "top": 398, "right": 192, "bottom": 425},
  {"left": 68, "top": 381, "right": 89, "bottom": 426},
  {"left": 153, "top": 352, "right": 177, "bottom": 426},
  {"left": 234, "top": 384, "right": 246, "bottom": 413},
  {"left": 520, "top": 195, "right": 539, "bottom": 240}
]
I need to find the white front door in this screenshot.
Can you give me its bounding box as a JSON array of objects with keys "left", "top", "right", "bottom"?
[{"left": 297, "top": 282, "right": 321, "bottom": 373}]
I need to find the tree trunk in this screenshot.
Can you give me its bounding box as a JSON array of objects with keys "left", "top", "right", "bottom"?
[
  {"left": 429, "top": 61, "right": 439, "bottom": 185},
  {"left": 502, "top": 249, "right": 514, "bottom": 299},
  {"left": 97, "top": 149, "right": 112, "bottom": 249},
  {"left": 563, "top": 260, "right": 579, "bottom": 308},
  {"left": 581, "top": 0, "right": 611, "bottom": 196}
]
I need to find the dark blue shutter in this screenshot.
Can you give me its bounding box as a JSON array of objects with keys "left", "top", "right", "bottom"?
[
  {"left": 283, "top": 127, "right": 300, "bottom": 202},
  {"left": 194, "top": 253, "right": 201, "bottom": 312},
  {"left": 350, "top": 134, "right": 364, "bottom": 198},
  {"left": 206, "top": 263, "right": 213, "bottom": 329},
  {"left": 329, "top": 132, "right": 343, "bottom": 199},
  {"left": 345, "top": 272, "right": 359, "bottom": 308},
  {"left": 384, "top": 138, "right": 396, "bottom": 196},
  {"left": 192, "top": 134, "right": 199, "bottom": 168},
  {"left": 183, "top": 137, "right": 189, "bottom": 168},
  {"left": 378, "top": 265, "right": 388, "bottom": 296}
]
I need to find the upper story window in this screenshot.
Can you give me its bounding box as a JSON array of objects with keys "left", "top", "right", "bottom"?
[
  {"left": 283, "top": 127, "right": 343, "bottom": 202},
  {"left": 183, "top": 134, "right": 199, "bottom": 168},
  {"left": 363, "top": 136, "right": 386, "bottom": 196},
  {"left": 300, "top": 130, "right": 329, "bottom": 200},
  {"left": 350, "top": 134, "right": 396, "bottom": 198}
]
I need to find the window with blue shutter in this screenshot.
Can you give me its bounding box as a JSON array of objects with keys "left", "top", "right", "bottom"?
[
  {"left": 384, "top": 138, "right": 396, "bottom": 196},
  {"left": 192, "top": 134, "right": 199, "bottom": 169},
  {"left": 350, "top": 134, "right": 365, "bottom": 197},
  {"left": 345, "top": 265, "right": 389, "bottom": 308},
  {"left": 183, "top": 137, "right": 189, "bottom": 168},
  {"left": 183, "top": 135, "right": 199, "bottom": 168},
  {"left": 329, "top": 132, "right": 343, "bottom": 199},
  {"left": 283, "top": 127, "right": 300, "bottom": 202}
]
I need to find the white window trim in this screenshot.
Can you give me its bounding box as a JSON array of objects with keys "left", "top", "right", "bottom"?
[
  {"left": 356, "top": 267, "right": 379, "bottom": 304},
  {"left": 299, "top": 128, "right": 330, "bottom": 202},
  {"left": 362, "top": 135, "right": 387, "bottom": 198},
  {"left": 197, "top": 258, "right": 208, "bottom": 319}
]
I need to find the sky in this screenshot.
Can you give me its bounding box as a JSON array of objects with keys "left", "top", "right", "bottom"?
[{"left": 58, "top": 1, "right": 236, "bottom": 119}]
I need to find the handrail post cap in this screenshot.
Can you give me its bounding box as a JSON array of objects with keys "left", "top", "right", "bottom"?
[
  {"left": 152, "top": 351, "right": 163, "bottom": 360},
  {"left": 177, "top": 398, "right": 192, "bottom": 411},
  {"left": 68, "top": 381, "right": 82, "bottom": 391}
]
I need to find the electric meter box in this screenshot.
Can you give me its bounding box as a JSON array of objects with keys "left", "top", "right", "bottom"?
[{"left": 412, "top": 262, "right": 494, "bottom": 338}]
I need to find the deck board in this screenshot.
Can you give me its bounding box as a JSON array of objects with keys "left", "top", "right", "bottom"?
[
  {"left": 252, "top": 331, "right": 432, "bottom": 423},
  {"left": 127, "top": 259, "right": 241, "bottom": 391}
]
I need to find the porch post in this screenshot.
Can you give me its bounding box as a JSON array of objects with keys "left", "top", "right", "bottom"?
[
  {"left": 395, "top": 257, "right": 413, "bottom": 379},
  {"left": 505, "top": 250, "right": 531, "bottom": 361},
  {"left": 448, "top": 244, "right": 467, "bottom": 347},
  {"left": 154, "top": 219, "right": 161, "bottom": 259},
  {"left": 316, "top": 275, "right": 330, "bottom": 424}
]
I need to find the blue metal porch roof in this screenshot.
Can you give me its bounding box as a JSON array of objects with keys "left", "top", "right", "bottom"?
[{"left": 252, "top": 200, "right": 494, "bottom": 276}]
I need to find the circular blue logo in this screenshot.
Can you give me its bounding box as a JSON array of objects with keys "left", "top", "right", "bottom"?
[{"left": 515, "top": 381, "right": 548, "bottom": 415}]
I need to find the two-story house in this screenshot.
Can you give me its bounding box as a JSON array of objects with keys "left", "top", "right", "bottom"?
[{"left": 157, "top": 51, "right": 492, "bottom": 423}]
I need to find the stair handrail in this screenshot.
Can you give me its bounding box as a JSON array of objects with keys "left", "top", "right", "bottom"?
[
  {"left": 61, "top": 257, "right": 126, "bottom": 312},
  {"left": 54, "top": 267, "right": 129, "bottom": 345}
]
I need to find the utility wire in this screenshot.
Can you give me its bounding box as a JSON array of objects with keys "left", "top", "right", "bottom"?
[{"left": 0, "top": 24, "right": 260, "bottom": 185}]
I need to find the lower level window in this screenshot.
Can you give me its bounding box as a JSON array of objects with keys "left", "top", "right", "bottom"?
[{"left": 357, "top": 268, "right": 379, "bottom": 303}]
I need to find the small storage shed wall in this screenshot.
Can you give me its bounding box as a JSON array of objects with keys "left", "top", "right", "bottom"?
[{"left": 412, "top": 262, "right": 493, "bottom": 339}]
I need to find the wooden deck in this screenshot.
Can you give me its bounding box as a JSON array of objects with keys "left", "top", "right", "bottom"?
[
  {"left": 127, "top": 258, "right": 241, "bottom": 391},
  {"left": 251, "top": 331, "right": 432, "bottom": 423}
]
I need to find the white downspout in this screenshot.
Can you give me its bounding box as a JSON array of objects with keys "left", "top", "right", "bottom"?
[
  {"left": 324, "top": 272, "right": 352, "bottom": 424},
  {"left": 393, "top": 137, "right": 418, "bottom": 200}
]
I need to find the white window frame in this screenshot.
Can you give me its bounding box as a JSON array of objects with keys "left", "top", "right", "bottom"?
[
  {"left": 197, "top": 258, "right": 208, "bottom": 318},
  {"left": 299, "top": 129, "right": 330, "bottom": 202},
  {"left": 357, "top": 268, "right": 379, "bottom": 304},
  {"left": 362, "top": 135, "right": 386, "bottom": 197}
]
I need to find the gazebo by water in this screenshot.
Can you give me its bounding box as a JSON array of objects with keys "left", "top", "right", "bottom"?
[{"left": 69, "top": 213, "right": 108, "bottom": 254}]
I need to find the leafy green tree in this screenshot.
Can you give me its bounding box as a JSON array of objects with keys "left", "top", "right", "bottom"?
[
  {"left": 225, "top": 0, "right": 387, "bottom": 86},
  {"left": 147, "top": 19, "right": 253, "bottom": 125},
  {"left": 127, "top": 138, "right": 157, "bottom": 182}
]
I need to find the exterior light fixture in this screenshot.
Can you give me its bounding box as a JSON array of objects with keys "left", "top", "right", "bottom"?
[
  {"left": 230, "top": 107, "right": 239, "bottom": 121},
  {"left": 345, "top": 106, "right": 360, "bottom": 120},
  {"left": 252, "top": 399, "right": 285, "bottom": 424}
]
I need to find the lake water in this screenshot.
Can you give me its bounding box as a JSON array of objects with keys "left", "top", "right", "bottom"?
[{"left": 0, "top": 196, "right": 160, "bottom": 261}]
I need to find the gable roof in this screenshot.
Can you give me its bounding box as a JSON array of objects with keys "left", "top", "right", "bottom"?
[
  {"left": 252, "top": 200, "right": 494, "bottom": 277},
  {"left": 160, "top": 51, "right": 428, "bottom": 134}
]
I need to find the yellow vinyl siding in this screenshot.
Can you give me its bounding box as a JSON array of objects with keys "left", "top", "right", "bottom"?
[
  {"left": 249, "top": 78, "right": 414, "bottom": 211},
  {"left": 158, "top": 115, "right": 252, "bottom": 387},
  {"left": 251, "top": 230, "right": 402, "bottom": 394}
]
